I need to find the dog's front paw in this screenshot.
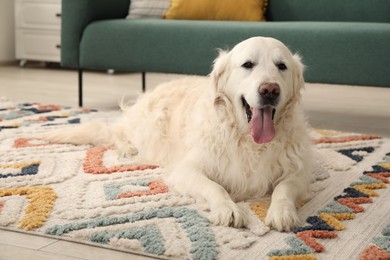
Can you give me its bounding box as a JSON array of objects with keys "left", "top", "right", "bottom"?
[
  {"left": 265, "top": 199, "right": 300, "bottom": 232},
  {"left": 209, "top": 201, "right": 248, "bottom": 228}
]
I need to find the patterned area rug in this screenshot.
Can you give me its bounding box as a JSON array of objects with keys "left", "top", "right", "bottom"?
[{"left": 1, "top": 98, "right": 389, "bottom": 260}]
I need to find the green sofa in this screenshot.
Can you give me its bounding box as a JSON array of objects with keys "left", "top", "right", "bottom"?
[{"left": 61, "top": 0, "right": 390, "bottom": 106}]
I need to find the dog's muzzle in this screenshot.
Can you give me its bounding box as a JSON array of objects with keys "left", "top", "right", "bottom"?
[
  {"left": 241, "top": 83, "right": 280, "bottom": 144},
  {"left": 241, "top": 97, "right": 276, "bottom": 123}
]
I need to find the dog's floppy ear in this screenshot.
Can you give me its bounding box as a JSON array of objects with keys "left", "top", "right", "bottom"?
[
  {"left": 210, "top": 49, "right": 231, "bottom": 93},
  {"left": 292, "top": 53, "right": 305, "bottom": 94},
  {"left": 210, "top": 49, "right": 235, "bottom": 115}
]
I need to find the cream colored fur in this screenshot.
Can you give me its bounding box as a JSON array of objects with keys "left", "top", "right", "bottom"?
[{"left": 43, "top": 37, "right": 313, "bottom": 231}]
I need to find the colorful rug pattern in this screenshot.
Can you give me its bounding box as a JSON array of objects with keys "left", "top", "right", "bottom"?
[{"left": 1, "top": 99, "right": 389, "bottom": 259}]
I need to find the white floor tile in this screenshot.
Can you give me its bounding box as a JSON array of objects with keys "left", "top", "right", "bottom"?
[
  {"left": 41, "top": 240, "right": 159, "bottom": 260},
  {"left": 0, "top": 243, "right": 84, "bottom": 260},
  {"left": 0, "top": 229, "right": 58, "bottom": 250}
]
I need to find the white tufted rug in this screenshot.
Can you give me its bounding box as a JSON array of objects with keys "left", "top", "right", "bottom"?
[{"left": 0, "top": 99, "right": 389, "bottom": 259}]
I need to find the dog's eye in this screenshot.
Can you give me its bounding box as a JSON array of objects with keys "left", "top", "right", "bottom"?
[
  {"left": 276, "top": 62, "right": 287, "bottom": 71},
  {"left": 241, "top": 61, "right": 255, "bottom": 70}
]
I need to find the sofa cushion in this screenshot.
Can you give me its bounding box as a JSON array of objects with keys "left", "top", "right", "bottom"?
[
  {"left": 127, "top": 0, "right": 170, "bottom": 19},
  {"left": 163, "top": 0, "right": 267, "bottom": 21},
  {"left": 79, "top": 19, "right": 390, "bottom": 87},
  {"left": 266, "top": 0, "right": 390, "bottom": 23}
]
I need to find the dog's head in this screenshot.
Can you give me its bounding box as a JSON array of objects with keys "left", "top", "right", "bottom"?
[{"left": 211, "top": 37, "right": 305, "bottom": 144}]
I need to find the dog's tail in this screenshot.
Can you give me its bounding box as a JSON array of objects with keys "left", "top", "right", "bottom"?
[{"left": 41, "top": 123, "right": 112, "bottom": 146}]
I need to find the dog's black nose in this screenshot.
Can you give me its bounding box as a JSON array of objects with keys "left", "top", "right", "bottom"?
[{"left": 259, "top": 83, "right": 280, "bottom": 106}]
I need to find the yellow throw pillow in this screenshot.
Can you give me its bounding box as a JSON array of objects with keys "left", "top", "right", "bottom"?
[{"left": 163, "top": 0, "right": 268, "bottom": 21}]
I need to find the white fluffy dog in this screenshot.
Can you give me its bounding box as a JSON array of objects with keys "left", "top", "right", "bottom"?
[{"left": 44, "top": 37, "right": 313, "bottom": 231}]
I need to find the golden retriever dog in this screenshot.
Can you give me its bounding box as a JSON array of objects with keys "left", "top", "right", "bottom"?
[{"left": 43, "top": 37, "right": 313, "bottom": 231}]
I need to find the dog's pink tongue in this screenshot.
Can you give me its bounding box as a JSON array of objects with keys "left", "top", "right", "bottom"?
[{"left": 250, "top": 107, "right": 275, "bottom": 144}]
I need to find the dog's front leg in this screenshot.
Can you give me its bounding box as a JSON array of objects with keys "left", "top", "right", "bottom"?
[
  {"left": 165, "top": 160, "right": 247, "bottom": 228},
  {"left": 265, "top": 177, "right": 308, "bottom": 232}
]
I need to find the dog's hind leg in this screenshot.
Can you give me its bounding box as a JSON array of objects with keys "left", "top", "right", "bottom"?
[
  {"left": 109, "top": 125, "right": 139, "bottom": 158},
  {"left": 40, "top": 122, "right": 113, "bottom": 146},
  {"left": 41, "top": 121, "right": 139, "bottom": 159}
]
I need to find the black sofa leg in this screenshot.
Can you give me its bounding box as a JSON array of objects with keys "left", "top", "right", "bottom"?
[
  {"left": 78, "top": 69, "right": 83, "bottom": 107},
  {"left": 142, "top": 72, "right": 146, "bottom": 92}
]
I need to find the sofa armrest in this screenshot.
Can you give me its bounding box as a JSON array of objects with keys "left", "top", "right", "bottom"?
[{"left": 61, "top": 0, "right": 130, "bottom": 68}]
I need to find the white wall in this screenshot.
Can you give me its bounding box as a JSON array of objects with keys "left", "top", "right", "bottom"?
[{"left": 0, "top": 0, "right": 16, "bottom": 62}]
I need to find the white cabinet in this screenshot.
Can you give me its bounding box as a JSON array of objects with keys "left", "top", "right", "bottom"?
[{"left": 15, "top": 0, "right": 61, "bottom": 65}]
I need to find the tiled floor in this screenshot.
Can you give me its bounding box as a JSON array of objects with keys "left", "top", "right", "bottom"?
[
  {"left": 0, "top": 229, "right": 156, "bottom": 260},
  {"left": 0, "top": 63, "right": 389, "bottom": 259}
]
